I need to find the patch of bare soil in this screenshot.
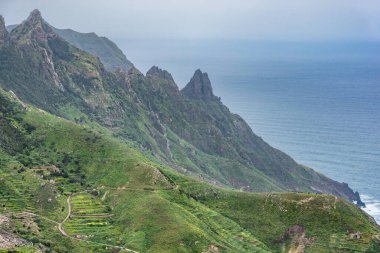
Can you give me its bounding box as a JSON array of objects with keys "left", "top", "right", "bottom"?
[
  {"left": 278, "top": 225, "right": 316, "bottom": 253},
  {"left": 202, "top": 244, "right": 219, "bottom": 253},
  {"left": 0, "top": 214, "right": 27, "bottom": 249}
]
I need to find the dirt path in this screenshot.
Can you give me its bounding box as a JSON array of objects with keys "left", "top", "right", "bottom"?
[
  {"left": 57, "top": 196, "right": 71, "bottom": 237},
  {"left": 101, "top": 190, "right": 109, "bottom": 201},
  {"left": 58, "top": 195, "right": 139, "bottom": 253},
  {"left": 24, "top": 195, "right": 139, "bottom": 253}
]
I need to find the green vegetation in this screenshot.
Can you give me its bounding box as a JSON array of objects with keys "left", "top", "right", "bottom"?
[
  {"left": 64, "top": 193, "right": 118, "bottom": 244},
  {"left": 0, "top": 10, "right": 363, "bottom": 204},
  {"left": 0, "top": 87, "right": 378, "bottom": 252},
  {"left": 174, "top": 177, "right": 380, "bottom": 252},
  {"left": 0, "top": 10, "right": 379, "bottom": 252},
  {"left": 0, "top": 90, "right": 271, "bottom": 252}
]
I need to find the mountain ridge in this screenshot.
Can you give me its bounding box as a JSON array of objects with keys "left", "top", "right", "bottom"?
[
  {"left": 52, "top": 27, "right": 134, "bottom": 72},
  {"left": 5, "top": 9, "right": 133, "bottom": 73},
  {"left": 0, "top": 10, "right": 365, "bottom": 206}
]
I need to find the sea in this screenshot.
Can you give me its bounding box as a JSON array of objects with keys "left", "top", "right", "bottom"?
[{"left": 118, "top": 39, "right": 380, "bottom": 223}]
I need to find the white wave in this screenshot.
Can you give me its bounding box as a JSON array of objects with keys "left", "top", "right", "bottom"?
[{"left": 360, "top": 194, "right": 380, "bottom": 224}]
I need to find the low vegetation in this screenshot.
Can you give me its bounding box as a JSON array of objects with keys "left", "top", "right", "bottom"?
[{"left": 0, "top": 88, "right": 378, "bottom": 252}]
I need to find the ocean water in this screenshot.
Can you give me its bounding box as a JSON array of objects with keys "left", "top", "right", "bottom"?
[{"left": 119, "top": 40, "right": 380, "bottom": 223}]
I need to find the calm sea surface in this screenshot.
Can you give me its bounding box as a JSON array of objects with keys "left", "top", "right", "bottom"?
[{"left": 119, "top": 40, "right": 380, "bottom": 222}]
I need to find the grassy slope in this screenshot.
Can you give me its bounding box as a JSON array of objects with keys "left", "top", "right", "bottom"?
[
  {"left": 1, "top": 89, "right": 379, "bottom": 253},
  {"left": 172, "top": 176, "right": 380, "bottom": 252},
  {"left": 0, "top": 90, "right": 270, "bottom": 252}
]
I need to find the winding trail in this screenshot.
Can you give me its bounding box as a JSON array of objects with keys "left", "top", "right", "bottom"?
[
  {"left": 58, "top": 196, "right": 71, "bottom": 237},
  {"left": 24, "top": 195, "right": 139, "bottom": 253},
  {"left": 22, "top": 212, "right": 59, "bottom": 225}
]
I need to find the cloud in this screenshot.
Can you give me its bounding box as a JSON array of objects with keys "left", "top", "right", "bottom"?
[{"left": 1, "top": 0, "right": 379, "bottom": 41}]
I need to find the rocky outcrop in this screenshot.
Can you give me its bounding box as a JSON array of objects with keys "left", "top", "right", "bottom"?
[
  {"left": 146, "top": 66, "right": 181, "bottom": 97},
  {"left": 146, "top": 66, "right": 175, "bottom": 82},
  {"left": 9, "top": 10, "right": 65, "bottom": 91},
  {"left": 7, "top": 12, "right": 134, "bottom": 72},
  {"left": 0, "top": 15, "right": 9, "bottom": 45},
  {"left": 181, "top": 69, "right": 217, "bottom": 100},
  {"left": 11, "top": 9, "right": 57, "bottom": 44}
]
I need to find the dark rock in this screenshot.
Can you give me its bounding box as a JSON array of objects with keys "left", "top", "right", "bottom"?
[
  {"left": 181, "top": 69, "right": 216, "bottom": 100},
  {"left": 11, "top": 9, "right": 56, "bottom": 43},
  {"left": 0, "top": 15, "right": 9, "bottom": 45},
  {"left": 355, "top": 191, "right": 366, "bottom": 207},
  {"left": 27, "top": 9, "right": 43, "bottom": 23},
  {"left": 146, "top": 66, "right": 180, "bottom": 96},
  {"left": 146, "top": 66, "right": 175, "bottom": 83}
]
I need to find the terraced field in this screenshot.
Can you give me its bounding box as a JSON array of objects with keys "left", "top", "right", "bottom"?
[
  {"left": 0, "top": 168, "right": 38, "bottom": 213},
  {"left": 64, "top": 193, "right": 121, "bottom": 246}
]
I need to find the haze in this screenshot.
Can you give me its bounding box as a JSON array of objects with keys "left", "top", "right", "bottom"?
[{"left": 1, "top": 0, "right": 380, "bottom": 42}]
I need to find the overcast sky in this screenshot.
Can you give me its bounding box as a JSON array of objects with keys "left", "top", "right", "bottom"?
[{"left": 1, "top": 0, "right": 380, "bottom": 42}]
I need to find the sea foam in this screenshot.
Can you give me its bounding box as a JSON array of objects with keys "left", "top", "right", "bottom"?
[{"left": 361, "top": 194, "right": 380, "bottom": 224}]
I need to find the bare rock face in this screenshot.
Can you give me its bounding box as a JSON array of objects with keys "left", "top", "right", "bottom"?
[
  {"left": 181, "top": 69, "right": 216, "bottom": 100},
  {"left": 146, "top": 66, "right": 181, "bottom": 97},
  {"left": 24, "top": 9, "right": 51, "bottom": 42},
  {"left": 0, "top": 15, "right": 9, "bottom": 45},
  {"left": 146, "top": 66, "right": 175, "bottom": 83},
  {"left": 11, "top": 9, "right": 57, "bottom": 44},
  {"left": 0, "top": 214, "right": 28, "bottom": 249},
  {"left": 9, "top": 9, "right": 64, "bottom": 91}
]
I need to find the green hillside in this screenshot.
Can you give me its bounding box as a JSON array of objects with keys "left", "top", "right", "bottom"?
[{"left": 0, "top": 85, "right": 378, "bottom": 252}]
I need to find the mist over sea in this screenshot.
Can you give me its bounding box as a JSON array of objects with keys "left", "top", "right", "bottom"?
[{"left": 119, "top": 40, "right": 380, "bottom": 222}]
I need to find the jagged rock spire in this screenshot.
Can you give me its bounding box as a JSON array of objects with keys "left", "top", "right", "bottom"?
[
  {"left": 181, "top": 69, "right": 215, "bottom": 100},
  {"left": 11, "top": 9, "right": 56, "bottom": 43},
  {"left": 146, "top": 66, "right": 181, "bottom": 97},
  {"left": 146, "top": 66, "right": 175, "bottom": 83},
  {"left": 26, "top": 9, "right": 43, "bottom": 24},
  {"left": 0, "top": 15, "right": 9, "bottom": 45}
]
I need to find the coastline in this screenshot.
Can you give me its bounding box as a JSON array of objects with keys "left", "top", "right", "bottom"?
[{"left": 361, "top": 194, "right": 380, "bottom": 225}]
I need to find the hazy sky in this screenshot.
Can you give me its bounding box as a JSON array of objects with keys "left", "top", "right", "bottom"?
[{"left": 1, "top": 0, "right": 380, "bottom": 42}]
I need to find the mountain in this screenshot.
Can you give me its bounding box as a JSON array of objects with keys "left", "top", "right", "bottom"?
[
  {"left": 6, "top": 16, "right": 134, "bottom": 72},
  {"left": 0, "top": 10, "right": 379, "bottom": 252},
  {"left": 0, "top": 10, "right": 365, "bottom": 204}
]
